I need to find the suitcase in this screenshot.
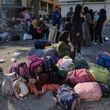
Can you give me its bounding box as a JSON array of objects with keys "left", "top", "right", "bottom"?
[{"left": 48, "top": 26, "right": 57, "bottom": 43}]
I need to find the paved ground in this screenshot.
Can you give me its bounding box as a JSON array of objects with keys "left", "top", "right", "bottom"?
[{"left": 0, "top": 24, "right": 110, "bottom": 110}]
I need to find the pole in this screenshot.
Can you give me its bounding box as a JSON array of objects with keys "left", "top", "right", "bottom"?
[{"left": 104, "top": 0, "right": 106, "bottom": 10}]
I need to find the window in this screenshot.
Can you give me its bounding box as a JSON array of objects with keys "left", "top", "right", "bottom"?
[
  {"left": 3, "top": 0, "right": 21, "bottom": 6},
  {"left": 2, "top": 0, "right": 22, "bottom": 18},
  {"left": 48, "top": 3, "right": 53, "bottom": 12},
  {"left": 40, "top": 1, "right": 47, "bottom": 11}
]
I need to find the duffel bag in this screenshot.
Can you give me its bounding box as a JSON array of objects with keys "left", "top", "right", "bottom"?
[
  {"left": 34, "top": 40, "right": 51, "bottom": 49},
  {"left": 89, "top": 65, "right": 109, "bottom": 84},
  {"left": 66, "top": 69, "right": 95, "bottom": 86},
  {"left": 96, "top": 52, "right": 110, "bottom": 68},
  {"left": 74, "top": 82, "right": 102, "bottom": 101},
  {"left": 73, "top": 59, "right": 89, "bottom": 69},
  {"left": 57, "top": 56, "right": 75, "bottom": 72},
  {"left": 53, "top": 42, "right": 70, "bottom": 58},
  {"left": 57, "top": 84, "right": 80, "bottom": 110}
]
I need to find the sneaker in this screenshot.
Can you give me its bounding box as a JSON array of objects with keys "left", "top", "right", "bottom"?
[
  {"left": 77, "top": 53, "right": 81, "bottom": 57},
  {"left": 100, "top": 43, "right": 103, "bottom": 46},
  {"left": 94, "top": 42, "right": 97, "bottom": 45}
]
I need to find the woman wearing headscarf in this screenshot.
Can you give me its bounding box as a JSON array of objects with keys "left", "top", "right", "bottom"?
[{"left": 72, "top": 4, "right": 84, "bottom": 59}]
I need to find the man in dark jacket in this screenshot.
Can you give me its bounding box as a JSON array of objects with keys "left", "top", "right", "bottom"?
[
  {"left": 67, "top": 7, "right": 74, "bottom": 19},
  {"left": 95, "top": 8, "right": 107, "bottom": 45},
  {"left": 52, "top": 6, "right": 62, "bottom": 30}
]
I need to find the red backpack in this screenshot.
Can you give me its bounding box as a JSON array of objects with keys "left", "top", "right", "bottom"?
[
  {"left": 66, "top": 69, "right": 95, "bottom": 86},
  {"left": 28, "top": 55, "right": 43, "bottom": 75}
]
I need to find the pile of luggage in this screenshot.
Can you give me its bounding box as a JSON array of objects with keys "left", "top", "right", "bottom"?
[{"left": 1, "top": 40, "right": 110, "bottom": 110}]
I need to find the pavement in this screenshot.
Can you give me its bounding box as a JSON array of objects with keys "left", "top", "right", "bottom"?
[{"left": 0, "top": 24, "right": 110, "bottom": 110}]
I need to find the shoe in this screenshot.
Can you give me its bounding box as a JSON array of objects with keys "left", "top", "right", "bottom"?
[
  {"left": 94, "top": 42, "right": 97, "bottom": 45},
  {"left": 100, "top": 43, "right": 103, "bottom": 46},
  {"left": 77, "top": 53, "right": 81, "bottom": 57}
]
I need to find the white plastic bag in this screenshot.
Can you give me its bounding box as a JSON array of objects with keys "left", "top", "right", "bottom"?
[{"left": 23, "top": 33, "right": 32, "bottom": 40}]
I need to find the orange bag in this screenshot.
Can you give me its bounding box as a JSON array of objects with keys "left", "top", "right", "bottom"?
[
  {"left": 42, "top": 84, "right": 60, "bottom": 93},
  {"left": 28, "top": 83, "right": 39, "bottom": 96}
]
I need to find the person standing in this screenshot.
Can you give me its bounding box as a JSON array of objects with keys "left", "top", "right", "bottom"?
[
  {"left": 67, "top": 7, "right": 74, "bottom": 19},
  {"left": 82, "top": 7, "right": 92, "bottom": 46},
  {"left": 72, "top": 4, "right": 84, "bottom": 58},
  {"left": 95, "top": 9, "right": 107, "bottom": 45},
  {"left": 21, "top": 7, "right": 31, "bottom": 32},
  {"left": 52, "top": 6, "right": 62, "bottom": 30},
  {"left": 89, "top": 9, "right": 94, "bottom": 42}
]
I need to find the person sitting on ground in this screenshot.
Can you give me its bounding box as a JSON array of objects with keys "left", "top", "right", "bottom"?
[{"left": 28, "top": 19, "right": 44, "bottom": 40}]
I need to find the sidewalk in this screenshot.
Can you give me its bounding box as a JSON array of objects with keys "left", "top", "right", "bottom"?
[{"left": 0, "top": 23, "right": 110, "bottom": 110}]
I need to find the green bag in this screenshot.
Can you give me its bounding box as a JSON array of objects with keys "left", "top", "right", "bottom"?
[
  {"left": 53, "top": 42, "right": 70, "bottom": 57},
  {"left": 89, "top": 65, "right": 109, "bottom": 84}
]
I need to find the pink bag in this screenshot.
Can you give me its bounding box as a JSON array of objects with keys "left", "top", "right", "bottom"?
[
  {"left": 66, "top": 69, "right": 95, "bottom": 85},
  {"left": 74, "top": 82, "right": 102, "bottom": 101},
  {"left": 28, "top": 55, "right": 43, "bottom": 74},
  {"left": 9, "top": 62, "right": 30, "bottom": 79}
]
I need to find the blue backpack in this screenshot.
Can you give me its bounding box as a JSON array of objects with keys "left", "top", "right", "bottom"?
[{"left": 96, "top": 53, "right": 110, "bottom": 68}]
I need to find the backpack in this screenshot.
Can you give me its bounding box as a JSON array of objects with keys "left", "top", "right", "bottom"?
[
  {"left": 57, "top": 56, "right": 75, "bottom": 72},
  {"left": 42, "top": 56, "right": 63, "bottom": 84},
  {"left": 73, "top": 59, "right": 89, "bottom": 69},
  {"left": 42, "top": 56, "right": 58, "bottom": 72},
  {"left": 28, "top": 55, "right": 43, "bottom": 75},
  {"left": 13, "top": 78, "right": 29, "bottom": 99},
  {"left": 2, "top": 72, "right": 18, "bottom": 97},
  {"left": 9, "top": 62, "right": 30, "bottom": 80},
  {"left": 74, "top": 82, "right": 102, "bottom": 101},
  {"left": 2, "top": 71, "right": 29, "bottom": 100},
  {"left": 89, "top": 65, "right": 109, "bottom": 84},
  {"left": 66, "top": 69, "right": 95, "bottom": 86},
  {"left": 57, "top": 84, "right": 79, "bottom": 110},
  {"left": 99, "top": 83, "right": 110, "bottom": 97},
  {"left": 96, "top": 52, "right": 110, "bottom": 68},
  {"left": 54, "top": 42, "right": 70, "bottom": 58}
]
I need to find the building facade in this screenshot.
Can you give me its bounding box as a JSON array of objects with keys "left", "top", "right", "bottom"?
[
  {"left": 39, "top": 0, "right": 59, "bottom": 16},
  {"left": 59, "top": 0, "right": 110, "bottom": 19},
  {"left": 0, "top": 0, "right": 59, "bottom": 18}
]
